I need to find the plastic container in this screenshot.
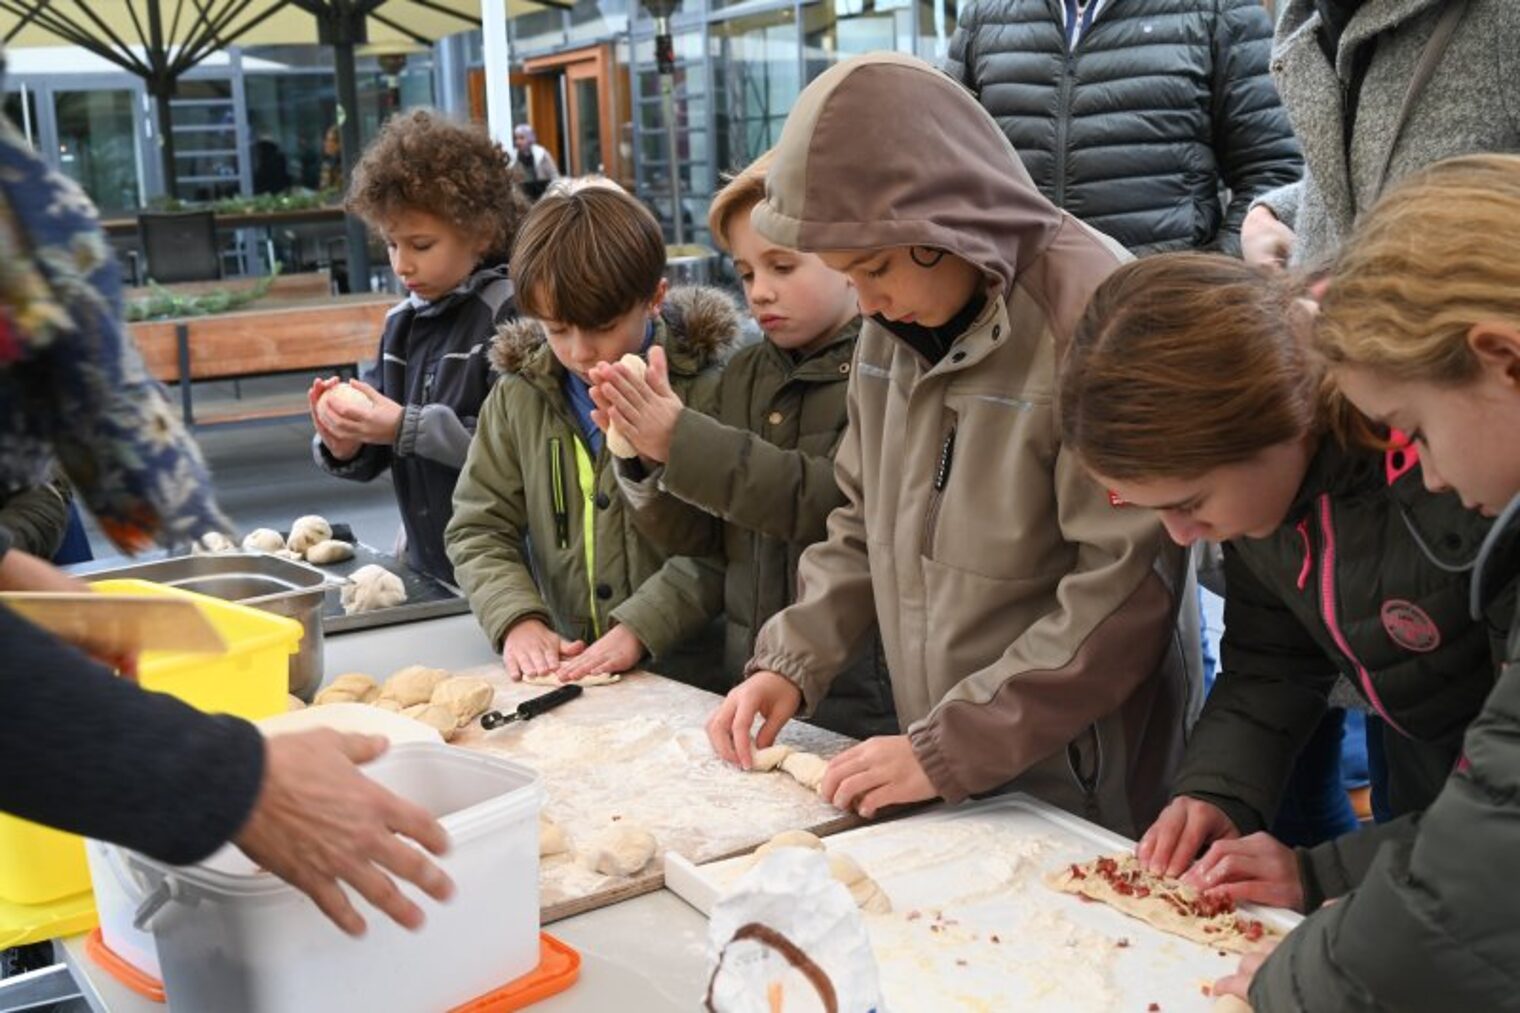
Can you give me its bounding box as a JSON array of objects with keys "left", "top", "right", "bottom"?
[
  {"left": 0, "top": 579, "right": 300, "bottom": 908},
  {"left": 124, "top": 742, "right": 542, "bottom": 1013}
]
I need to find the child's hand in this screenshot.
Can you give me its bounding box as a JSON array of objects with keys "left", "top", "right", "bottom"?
[
  {"left": 309, "top": 377, "right": 362, "bottom": 460},
  {"left": 1213, "top": 944, "right": 1276, "bottom": 1005},
  {"left": 554, "top": 624, "right": 645, "bottom": 682},
  {"left": 1137, "top": 796, "right": 1240, "bottom": 878},
  {"left": 318, "top": 379, "right": 405, "bottom": 447},
  {"left": 502, "top": 618, "right": 585, "bottom": 681},
  {"left": 706, "top": 671, "right": 802, "bottom": 770},
  {"left": 1182, "top": 832, "right": 1306, "bottom": 912},
  {"left": 819, "top": 735, "right": 937, "bottom": 818},
  {"left": 588, "top": 345, "right": 684, "bottom": 464}
]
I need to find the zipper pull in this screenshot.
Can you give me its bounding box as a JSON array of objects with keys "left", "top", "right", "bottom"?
[{"left": 934, "top": 427, "right": 957, "bottom": 492}]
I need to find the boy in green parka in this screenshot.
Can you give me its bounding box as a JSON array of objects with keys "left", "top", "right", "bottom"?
[
  {"left": 582, "top": 153, "right": 898, "bottom": 738},
  {"left": 445, "top": 185, "right": 738, "bottom": 686}
]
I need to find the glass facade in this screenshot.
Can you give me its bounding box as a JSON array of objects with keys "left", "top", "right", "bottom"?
[{"left": 54, "top": 88, "right": 144, "bottom": 214}]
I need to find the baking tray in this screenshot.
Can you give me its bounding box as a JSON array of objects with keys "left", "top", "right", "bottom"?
[
  {"left": 318, "top": 541, "right": 471, "bottom": 633},
  {"left": 667, "top": 793, "right": 1303, "bottom": 1012}
]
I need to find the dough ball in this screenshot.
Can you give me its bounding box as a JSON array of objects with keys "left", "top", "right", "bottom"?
[
  {"left": 313, "top": 672, "right": 380, "bottom": 705},
  {"left": 193, "top": 531, "right": 237, "bottom": 555},
  {"left": 286, "top": 694, "right": 307, "bottom": 712},
  {"left": 242, "top": 528, "right": 286, "bottom": 553},
  {"left": 581, "top": 825, "right": 657, "bottom": 877},
  {"left": 779, "top": 751, "right": 829, "bottom": 792},
  {"left": 381, "top": 665, "right": 450, "bottom": 706},
  {"left": 340, "top": 564, "right": 406, "bottom": 615},
  {"left": 401, "top": 702, "right": 459, "bottom": 741},
  {"left": 273, "top": 548, "right": 304, "bottom": 561},
  {"left": 303, "top": 538, "right": 355, "bottom": 565},
  {"left": 522, "top": 671, "right": 622, "bottom": 687},
  {"left": 430, "top": 676, "right": 495, "bottom": 724},
  {"left": 750, "top": 744, "right": 793, "bottom": 772},
  {"left": 755, "top": 830, "right": 823, "bottom": 857},
  {"left": 604, "top": 353, "right": 648, "bottom": 459},
  {"left": 317, "top": 382, "right": 373, "bottom": 419},
  {"left": 539, "top": 817, "right": 570, "bottom": 858},
  {"left": 287, "top": 515, "right": 333, "bottom": 555},
  {"left": 372, "top": 697, "right": 403, "bottom": 713}
]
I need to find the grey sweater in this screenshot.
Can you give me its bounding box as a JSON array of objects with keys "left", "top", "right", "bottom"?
[{"left": 1256, "top": 0, "right": 1520, "bottom": 268}]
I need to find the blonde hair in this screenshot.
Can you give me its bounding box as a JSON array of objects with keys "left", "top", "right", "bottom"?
[
  {"left": 1316, "top": 153, "right": 1520, "bottom": 384},
  {"left": 1059, "top": 253, "right": 1322, "bottom": 480},
  {"left": 707, "top": 150, "right": 774, "bottom": 252}
]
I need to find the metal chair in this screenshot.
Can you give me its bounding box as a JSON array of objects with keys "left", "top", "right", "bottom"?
[{"left": 136, "top": 210, "right": 222, "bottom": 284}]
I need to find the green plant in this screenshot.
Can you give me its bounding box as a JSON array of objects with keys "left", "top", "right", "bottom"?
[
  {"left": 146, "top": 188, "right": 341, "bottom": 216},
  {"left": 126, "top": 264, "right": 283, "bottom": 322}
]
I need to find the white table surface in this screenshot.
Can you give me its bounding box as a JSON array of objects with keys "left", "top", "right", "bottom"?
[{"left": 55, "top": 614, "right": 716, "bottom": 1011}]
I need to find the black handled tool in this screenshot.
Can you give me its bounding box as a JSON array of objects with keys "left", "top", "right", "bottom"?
[{"left": 480, "top": 683, "right": 584, "bottom": 730}]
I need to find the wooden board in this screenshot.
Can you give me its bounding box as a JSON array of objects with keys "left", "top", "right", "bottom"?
[
  {"left": 667, "top": 795, "right": 1302, "bottom": 1012},
  {"left": 447, "top": 667, "right": 861, "bottom": 924}
]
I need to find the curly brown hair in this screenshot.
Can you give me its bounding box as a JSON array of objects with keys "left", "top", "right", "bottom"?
[{"left": 345, "top": 108, "right": 528, "bottom": 263}]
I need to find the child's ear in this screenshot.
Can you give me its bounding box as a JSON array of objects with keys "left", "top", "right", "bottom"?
[
  {"left": 1467, "top": 321, "right": 1520, "bottom": 389},
  {"left": 648, "top": 277, "right": 670, "bottom": 317}
]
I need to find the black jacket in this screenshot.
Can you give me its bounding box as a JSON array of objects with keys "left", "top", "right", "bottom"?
[
  {"left": 944, "top": 0, "right": 1302, "bottom": 255},
  {"left": 1253, "top": 491, "right": 1520, "bottom": 1011},
  {"left": 316, "top": 265, "right": 515, "bottom": 583},
  {"left": 0, "top": 600, "right": 264, "bottom": 865},
  {"left": 1176, "top": 440, "right": 1509, "bottom": 839}
]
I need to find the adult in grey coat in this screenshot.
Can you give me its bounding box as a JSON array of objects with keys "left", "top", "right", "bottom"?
[
  {"left": 944, "top": 0, "right": 1302, "bottom": 256},
  {"left": 1243, "top": 0, "right": 1520, "bottom": 269}
]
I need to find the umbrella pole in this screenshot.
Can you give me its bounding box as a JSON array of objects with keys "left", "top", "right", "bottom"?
[
  {"left": 654, "top": 20, "right": 684, "bottom": 245},
  {"left": 152, "top": 86, "right": 179, "bottom": 201},
  {"left": 334, "top": 38, "right": 373, "bottom": 294}
]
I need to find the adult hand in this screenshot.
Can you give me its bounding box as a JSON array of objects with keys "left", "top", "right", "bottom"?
[
  {"left": 0, "top": 549, "right": 137, "bottom": 677},
  {"left": 588, "top": 345, "right": 684, "bottom": 465},
  {"left": 1182, "top": 832, "right": 1306, "bottom": 912},
  {"left": 233, "top": 730, "right": 454, "bottom": 936},
  {"left": 553, "top": 623, "right": 644, "bottom": 682},
  {"left": 705, "top": 670, "right": 802, "bottom": 770},
  {"left": 1136, "top": 796, "right": 1240, "bottom": 878},
  {"left": 1213, "top": 945, "right": 1276, "bottom": 1004},
  {"left": 501, "top": 618, "right": 585, "bottom": 681},
  {"left": 308, "top": 377, "right": 362, "bottom": 461},
  {"left": 1242, "top": 205, "right": 1296, "bottom": 271},
  {"left": 819, "top": 735, "right": 938, "bottom": 818},
  {"left": 317, "top": 379, "right": 405, "bottom": 447}
]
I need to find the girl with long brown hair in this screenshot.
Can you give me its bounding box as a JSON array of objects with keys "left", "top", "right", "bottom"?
[{"left": 1058, "top": 252, "right": 1507, "bottom": 924}]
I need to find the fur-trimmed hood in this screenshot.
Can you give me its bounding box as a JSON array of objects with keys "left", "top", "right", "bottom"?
[{"left": 490, "top": 284, "right": 740, "bottom": 376}]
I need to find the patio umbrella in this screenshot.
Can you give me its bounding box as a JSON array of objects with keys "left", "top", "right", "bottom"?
[{"left": 2, "top": 0, "right": 566, "bottom": 289}]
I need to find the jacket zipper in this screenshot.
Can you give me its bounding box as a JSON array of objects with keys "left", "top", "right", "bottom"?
[
  {"left": 573, "top": 437, "right": 602, "bottom": 640},
  {"left": 549, "top": 437, "right": 570, "bottom": 549},
  {"left": 1066, "top": 724, "right": 1103, "bottom": 822},
  {"left": 1053, "top": 43, "right": 1077, "bottom": 207},
  {"left": 921, "top": 424, "right": 957, "bottom": 557},
  {"left": 1314, "top": 494, "right": 1410, "bottom": 737}
]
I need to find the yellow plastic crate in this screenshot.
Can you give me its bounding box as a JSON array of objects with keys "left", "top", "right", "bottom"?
[{"left": 0, "top": 578, "right": 302, "bottom": 911}]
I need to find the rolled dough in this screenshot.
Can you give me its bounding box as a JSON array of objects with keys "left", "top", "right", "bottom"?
[
  {"left": 581, "top": 825, "right": 658, "bottom": 877},
  {"left": 522, "top": 671, "right": 623, "bottom": 687},
  {"left": 604, "top": 353, "right": 647, "bottom": 459}
]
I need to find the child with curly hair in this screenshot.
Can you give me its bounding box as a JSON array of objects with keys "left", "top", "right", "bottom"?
[{"left": 310, "top": 109, "right": 528, "bottom": 582}]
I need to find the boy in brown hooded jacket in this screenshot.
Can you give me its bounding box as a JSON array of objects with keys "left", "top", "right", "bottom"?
[{"left": 706, "top": 53, "right": 1200, "bottom": 836}]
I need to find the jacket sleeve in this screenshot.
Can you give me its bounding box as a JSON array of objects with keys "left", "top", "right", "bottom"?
[
  {"left": 659, "top": 405, "right": 847, "bottom": 546},
  {"left": 1253, "top": 179, "right": 1304, "bottom": 231},
  {"left": 0, "top": 472, "right": 71, "bottom": 558},
  {"left": 1172, "top": 543, "right": 1340, "bottom": 834},
  {"left": 942, "top": 2, "right": 980, "bottom": 92},
  {"left": 1251, "top": 661, "right": 1520, "bottom": 1012},
  {"left": 610, "top": 552, "right": 727, "bottom": 660},
  {"left": 1208, "top": 0, "right": 1304, "bottom": 256},
  {"left": 397, "top": 403, "right": 474, "bottom": 470},
  {"left": 907, "top": 440, "right": 1182, "bottom": 803},
  {"left": 615, "top": 460, "right": 725, "bottom": 557},
  {"left": 747, "top": 373, "right": 880, "bottom": 707},
  {"left": 1296, "top": 812, "right": 1420, "bottom": 911},
  {"left": 0, "top": 604, "right": 265, "bottom": 865},
  {"left": 444, "top": 381, "right": 553, "bottom": 651}
]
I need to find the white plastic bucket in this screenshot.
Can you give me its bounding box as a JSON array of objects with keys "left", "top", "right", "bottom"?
[{"left": 125, "top": 742, "right": 541, "bottom": 1013}]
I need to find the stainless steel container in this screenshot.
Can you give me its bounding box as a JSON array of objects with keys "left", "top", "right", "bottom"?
[{"left": 78, "top": 553, "right": 334, "bottom": 700}]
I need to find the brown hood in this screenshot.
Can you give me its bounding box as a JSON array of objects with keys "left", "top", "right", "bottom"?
[{"left": 751, "top": 52, "right": 1064, "bottom": 300}]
